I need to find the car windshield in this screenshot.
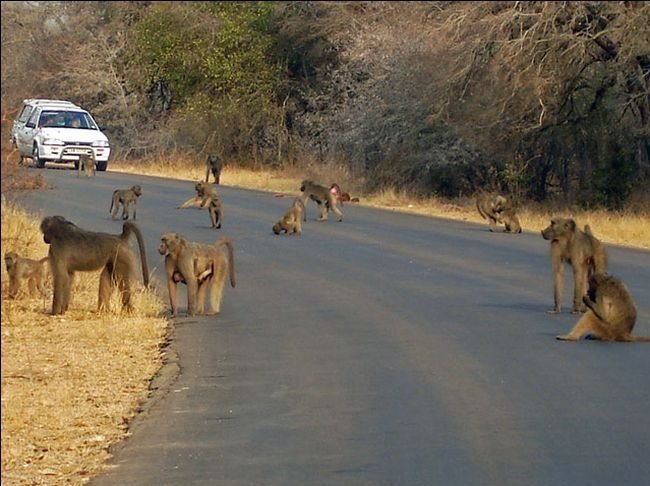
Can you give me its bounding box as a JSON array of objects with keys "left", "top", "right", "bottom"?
[{"left": 38, "top": 110, "right": 98, "bottom": 130}]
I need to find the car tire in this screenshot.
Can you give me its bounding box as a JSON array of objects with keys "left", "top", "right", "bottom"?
[
  {"left": 32, "top": 145, "right": 45, "bottom": 168},
  {"left": 96, "top": 161, "right": 108, "bottom": 172}
]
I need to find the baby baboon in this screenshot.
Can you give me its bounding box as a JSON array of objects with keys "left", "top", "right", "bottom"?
[
  {"left": 159, "top": 232, "right": 236, "bottom": 317},
  {"left": 300, "top": 179, "right": 344, "bottom": 222},
  {"left": 556, "top": 273, "right": 649, "bottom": 342},
  {"left": 273, "top": 197, "right": 305, "bottom": 235},
  {"left": 40, "top": 216, "right": 149, "bottom": 315},
  {"left": 4, "top": 251, "right": 49, "bottom": 298},
  {"left": 205, "top": 154, "right": 223, "bottom": 184},
  {"left": 178, "top": 181, "right": 223, "bottom": 228},
  {"left": 110, "top": 185, "right": 142, "bottom": 220},
  {"left": 541, "top": 218, "right": 607, "bottom": 314},
  {"left": 77, "top": 153, "right": 96, "bottom": 177},
  {"left": 476, "top": 192, "right": 522, "bottom": 233}
]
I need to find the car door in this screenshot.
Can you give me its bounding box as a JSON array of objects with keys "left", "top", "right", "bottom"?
[{"left": 16, "top": 108, "right": 41, "bottom": 156}]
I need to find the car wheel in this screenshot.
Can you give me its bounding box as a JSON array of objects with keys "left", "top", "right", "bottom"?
[
  {"left": 96, "top": 161, "right": 108, "bottom": 172},
  {"left": 32, "top": 145, "right": 45, "bottom": 168}
]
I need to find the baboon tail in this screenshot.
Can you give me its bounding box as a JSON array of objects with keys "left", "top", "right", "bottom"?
[
  {"left": 593, "top": 247, "right": 607, "bottom": 275},
  {"left": 628, "top": 335, "right": 650, "bottom": 343},
  {"left": 215, "top": 237, "right": 236, "bottom": 288},
  {"left": 476, "top": 198, "right": 487, "bottom": 220},
  {"left": 109, "top": 191, "right": 117, "bottom": 213},
  {"left": 122, "top": 222, "right": 150, "bottom": 288}
]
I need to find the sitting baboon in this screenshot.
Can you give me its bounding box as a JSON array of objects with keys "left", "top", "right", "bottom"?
[
  {"left": 110, "top": 185, "right": 142, "bottom": 220},
  {"left": 476, "top": 192, "right": 522, "bottom": 233},
  {"left": 178, "top": 181, "right": 223, "bottom": 229},
  {"left": 205, "top": 154, "right": 223, "bottom": 184},
  {"left": 4, "top": 251, "right": 49, "bottom": 298},
  {"left": 557, "top": 273, "right": 649, "bottom": 342},
  {"left": 300, "top": 179, "right": 344, "bottom": 222},
  {"left": 40, "top": 216, "right": 149, "bottom": 315},
  {"left": 273, "top": 197, "right": 305, "bottom": 235},
  {"left": 541, "top": 218, "right": 607, "bottom": 314},
  {"left": 159, "top": 232, "right": 236, "bottom": 317},
  {"left": 77, "top": 153, "right": 96, "bottom": 177}
]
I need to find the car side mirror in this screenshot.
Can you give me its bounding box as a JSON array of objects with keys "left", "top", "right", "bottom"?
[{"left": 26, "top": 122, "right": 35, "bottom": 128}]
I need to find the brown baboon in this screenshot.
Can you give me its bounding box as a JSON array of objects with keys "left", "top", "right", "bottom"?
[
  {"left": 40, "top": 216, "right": 149, "bottom": 315},
  {"left": 541, "top": 218, "right": 607, "bottom": 314},
  {"left": 557, "top": 273, "right": 649, "bottom": 342},
  {"left": 77, "top": 153, "right": 96, "bottom": 177},
  {"left": 205, "top": 154, "right": 223, "bottom": 184},
  {"left": 300, "top": 179, "right": 344, "bottom": 222},
  {"left": 110, "top": 185, "right": 142, "bottom": 220},
  {"left": 178, "top": 181, "right": 223, "bottom": 229},
  {"left": 476, "top": 192, "right": 521, "bottom": 233},
  {"left": 273, "top": 198, "right": 305, "bottom": 235},
  {"left": 159, "top": 233, "right": 236, "bottom": 317},
  {"left": 4, "top": 251, "right": 49, "bottom": 298}
]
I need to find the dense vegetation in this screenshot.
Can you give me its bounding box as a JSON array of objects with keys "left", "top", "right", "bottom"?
[{"left": 2, "top": 1, "right": 648, "bottom": 208}]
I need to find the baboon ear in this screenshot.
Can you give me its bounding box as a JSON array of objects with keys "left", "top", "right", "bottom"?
[{"left": 565, "top": 219, "right": 576, "bottom": 231}]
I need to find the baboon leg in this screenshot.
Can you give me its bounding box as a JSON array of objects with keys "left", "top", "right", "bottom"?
[
  {"left": 37, "top": 277, "right": 48, "bottom": 297},
  {"left": 295, "top": 219, "right": 302, "bottom": 234},
  {"left": 208, "top": 264, "right": 228, "bottom": 314},
  {"left": 548, "top": 263, "right": 564, "bottom": 314},
  {"left": 178, "top": 196, "right": 203, "bottom": 209},
  {"left": 51, "top": 266, "right": 72, "bottom": 315},
  {"left": 98, "top": 267, "right": 114, "bottom": 312},
  {"left": 488, "top": 216, "right": 498, "bottom": 232},
  {"left": 572, "top": 266, "right": 588, "bottom": 314},
  {"left": 114, "top": 253, "right": 136, "bottom": 312},
  {"left": 556, "top": 311, "right": 609, "bottom": 341},
  {"left": 111, "top": 199, "right": 120, "bottom": 220},
  {"left": 210, "top": 206, "right": 221, "bottom": 229},
  {"left": 132, "top": 202, "right": 137, "bottom": 220},
  {"left": 317, "top": 203, "right": 327, "bottom": 221},
  {"left": 197, "top": 280, "right": 209, "bottom": 315}
]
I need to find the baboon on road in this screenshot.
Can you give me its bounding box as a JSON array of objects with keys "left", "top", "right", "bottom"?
[
  {"left": 557, "top": 273, "right": 649, "bottom": 342},
  {"left": 273, "top": 197, "right": 305, "bottom": 235},
  {"left": 178, "top": 181, "right": 223, "bottom": 229},
  {"left": 159, "top": 232, "right": 236, "bottom": 317},
  {"left": 110, "top": 185, "right": 142, "bottom": 220},
  {"left": 77, "top": 153, "right": 96, "bottom": 177},
  {"left": 541, "top": 218, "right": 607, "bottom": 314},
  {"left": 300, "top": 179, "right": 344, "bottom": 222},
  {"left": 40, "top": 216, "right": 149, "bottom": 315},
  {"left": 476, "top": 192, "right": 522, "bottom": 233},
  {"left": 4, "top": 251, "right": 49, "bottom": 298},
  {"left": 205, "top": 154, "right": 223, "bottom": 184}
]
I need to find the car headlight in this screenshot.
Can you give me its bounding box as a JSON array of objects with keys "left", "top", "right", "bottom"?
[
  {"left": 42, "top": 138, "right": 64, "bottom": 146},
  {"left": 92, "top": 140, "right": 110, "bottom": 148}
]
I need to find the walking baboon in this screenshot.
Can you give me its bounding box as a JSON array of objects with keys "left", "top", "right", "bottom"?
[
  {"left": 110, "top": 185, "right": 142, "bottom": 220},
  {"left": 40, "top": 216, "right": 149, "bottom": 315},
  {"left": 159, "top": 232, "right": 236, "bottom": 317},
  {"left": 205, "top": 154, "right": 223, "bottom": 184},
  {"left": 541, "top": 218, "right": 607, "bottom": 314},
  {"left": 556, "top": 273, "right": 649, "bottom": 342},
  {"left": 77, "top": 153, "right": 96, "bottom": 177},
  {"left": 178, "top": 181, "right": 223, "bottom": 228},
  {"left": 273, "top": 198, "right": 305, "bottom": 235},
  {"left": 4, "top": 252, "right": 49, "bottom": 298},
  {"left": 300, "top": 179, "right": 344, "bottom": 222},
  {"left": 476, "top": 192, "right": 522, "bottom": 233}
]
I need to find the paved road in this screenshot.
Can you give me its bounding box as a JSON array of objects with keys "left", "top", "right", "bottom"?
[{"left": 13, "top": 167, "right": 650, "bottom": 486}]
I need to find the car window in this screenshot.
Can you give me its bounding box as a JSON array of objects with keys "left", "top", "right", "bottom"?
[
  {"left": 17, "top": 105, "right": 33, "bottom": 123},
  {"left": 26, "top": 109, "right": 40, "bottom": 128}
]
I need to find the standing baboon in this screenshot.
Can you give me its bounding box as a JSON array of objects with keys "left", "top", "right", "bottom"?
[
  {"left": 77, "top": 153, "right": 96, "bottom": 177},
  {"left": 110, "top": 185, "right": 142, "bottom": 220},
  {"left": 178, "top": 181, "right": 223, "bottom": 229},
  {"left": 40, "top": 216, "right": 149, "bottom": 315},
  {"left": 557, "top": 273, "right": 649, "bottom": 342},
  {"left": 476, "top": 192, "right": 522, "bottom": 233},
  {"left": 205, "top": 154, "right": 223, "bottom": 184},
  {"left": 300, "top": 179, "right": 344, "bottom": 222},
  {"left": 4, "top": 251, "right": 49, "bottom": 298},
  {"left": 273, "top": 197, "right": 305, "bottom": 235},
  {"left": 541, "top": 218, "right": 607, "bottom": 314},
  {"left": 159, "top": 233, "right": 236, "bottom": 317}
]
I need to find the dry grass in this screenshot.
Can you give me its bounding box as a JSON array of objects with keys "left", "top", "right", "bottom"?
[{"left": 1, "top": 202, "right": 169, "bottom": 485}]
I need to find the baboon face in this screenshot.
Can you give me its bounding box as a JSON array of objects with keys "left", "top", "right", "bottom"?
[
  {"left": 159, "top": 233, "right": 183, "bottom": 256},
  {"left": 131, "top": 185, "right": 142, "bottom": 197},
  {"left": 541, "top": 218, "right": 576, "bottom": 241},
  {"left": 41, "top": 215, "right": 75, "bottom": 244},
  {"left": 4, "top": 251, "right": 17, "bottom": 271},
  {"left": 207, "top": 154, "right": 219, "bottom": 166},
  {"left": 299, "top": 180, "right": 311, "bottom": 192},
  {"left": 272, "top": 223, "right": 282, "bottom": 235}
]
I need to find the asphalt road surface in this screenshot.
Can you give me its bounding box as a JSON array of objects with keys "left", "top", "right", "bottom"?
[{"left": 12, "top": 167, "right": 650, "bottom": 486}]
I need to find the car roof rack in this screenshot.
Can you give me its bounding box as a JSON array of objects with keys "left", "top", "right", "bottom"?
[{"left": 23, "top": 99, "right": 82, "bottom": 109}]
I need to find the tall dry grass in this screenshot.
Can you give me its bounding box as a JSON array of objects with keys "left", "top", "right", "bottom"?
[{"left": 1, "top": 201, "right": 169, "bottom": 485}]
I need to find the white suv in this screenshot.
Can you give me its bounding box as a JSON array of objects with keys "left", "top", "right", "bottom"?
[{"left": 12, "top": 99, "right": 111, "bottom": 171}]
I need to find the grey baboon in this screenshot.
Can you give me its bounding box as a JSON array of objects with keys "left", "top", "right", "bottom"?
[
  {"left": 159, "top": 232, "right": 236, "bottom": 317},
  {"left": 4, "top": 251, "right": 49, "bottom": 298},
  {"left": 77, "top": 153, "right": 96, "bottom": 177},
  {"left": 300, "top": 179, "right": 344, "bottom": 222},
  {"left": 541, "top": 218, "right": 607, "bottom": 314},
  {"left": 273, "top": 197, "right": 305, "bottom": 235},
  {"left": 178, "top": 181, "right": 223, "bottom": 229},
  {"left": 205, "top": 154, "right": 223, "bottom": 184},
  {"left": 476, "top": 192, "right": 522, "bottom": 233},
  {"left": 110, "top": 185, "right": 142, "bottom": 220},
  {"left": 40, "top": 216, "right": 149, "bottom": 315},
  {"left": 557, "top": 273, "right": 649, "bottom": 342}
]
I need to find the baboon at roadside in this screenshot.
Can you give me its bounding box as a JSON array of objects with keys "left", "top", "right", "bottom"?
[
  {"left": 205, "top": 154, "right": 223, "bottom": 184},
  {"left": 178, "top": 181, "right": 223, "bottom": 229},
  {"left": 300, "top": 179, "right": 344, "bottom": 222},
  {"left": 159, "top": 232, "right": 236, "bottom": 316},
  {"left": 40, "top": 216, "right": 149, "bottom": 315},
  {"left": 273, "top": 197, "right": 305, "bottom": 235},
  {"left": 77, "top": 153, "right": 96, "bottom": 177},
  {"left": 556, "top": 273, "right": 649, "bottom": 342},
  {"left": 541, "top": 218, "right": 607, "bottom": 314},
  {"left": 110, "top": 185, "right": 142, "bottom": 220},
  {"left": 4, "top": 251, "right": 49, "bottom": 298},
  {"left": 476, "top": 192, "right": 522, "bottom": 233}
]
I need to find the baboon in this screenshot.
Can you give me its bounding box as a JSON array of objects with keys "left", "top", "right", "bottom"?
[
  {"left": 40, "top": 216, "right": 149, "bottom": 315},
  {"left": 541, "top": 218, "right": 607, "bottom": 314},
  {"left": 110, "top": 185, "right": 142, "bottom": 220},
  {"left": 159, "top": 232, "right": 236, "bottom": 317},
  {"left": 273, "top": 197, "right": 305, "bottom": 235},
  {"left": 476, "top": 192, "right": 522, "bottom": 233},
  {"left": 4, "top": 251, "right": 49, "bottom": 298},
  {"left": 556, "top": 273, "right": 649, "bottom": 342},
  {"left": 205, "top": 154, "right": 223, "bottom": 184},
  {"left": 178, "top": 181, "right": 223, "bottom": 229},
  {"left": 300, "top": 179, "right": 344, "bottom": 222},
  {"left": 77, "top": 153, "right": 96, "bottom": 177}
]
